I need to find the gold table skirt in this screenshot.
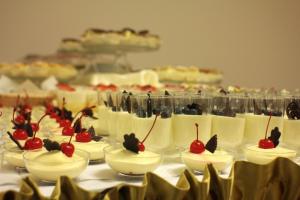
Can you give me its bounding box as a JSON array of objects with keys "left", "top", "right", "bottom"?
[{"left": 1, "top": 157, "right": 300, "bottom": 200}]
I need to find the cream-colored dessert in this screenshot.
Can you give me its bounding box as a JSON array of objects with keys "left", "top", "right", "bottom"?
[
  {"left": 283, "top": 119, "right": 300, "bottom": 149},
  {"left": 115, "top": 112, "right": 133, "bottom": 142},
  {"left": 181, "top": 150, "right": 233, "bottom": 172},
  {"left": 107, "top": 110, "right": 118, "bottom": 138},
  {"left": 132, "top": 116, "right": 172, "bottom": 150},
  {"left": 56, "top": 89, "right": 87, "bottom": 113},
  {"left": 24, "top": 150, "right": 88, "bottom": 181},
  {"left": 173, "top": 115, "right": 212, "bottom": 148},
  {"left": 58, "top": 38, "right": 84, "bottom": 53},
  {"left": 245, "top": 145, "right": 296, "bottom": 165},
  {"left": 4, "top": 146, "right": 45, "bottom": 168},
  {"left": 212, "top": 115, "right": 245, "bottom": 148},
  {"left": 105, "top": 147, "right": 161, "bottom": 175},
  {"left": 72, "top": 139, "right": 109, "bottom": 161},
  {"left": 154, "top": 65, "right": 223, "bottom": 84},
  {"left": 82, "top": 105, "right": 108, "bottom": 135},
  {"left": 244, "top": 114, "right": 283, "bottom": 144}
]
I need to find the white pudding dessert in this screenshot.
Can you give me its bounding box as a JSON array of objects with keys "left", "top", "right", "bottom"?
[
  {"left": 24, "top": 150, "right": 89, "bottom": 181},
  {"left": 181, "top": 150, "right": 233, "bottom": 172},
  {"left": 56, "top": 89, "right": 87, "bottom": 113},
  {"left": 107, "top": 110, "right": 118, "bottom": 138},
  {"left": 212, "top": 115, "right": 245, "bottom": 149},
  {"left": 116, "top": 112, "right": 133, "bottom": 142},
  {"left": 132, "top": 116, "right": 172, "bottom": 150},
  {"left": 82, "top": 105, "right": 109, "bottom": 135},
  {"left": 72, "top": 140, "right": 109, "bottom": 161},
  {"left": 244, "top": 114, "right": 283, "bottom": 144},
  {"left": 245, "top": 145, "right": 296, "bottom": 165},
  {"left": 173, "top": 115, "right": 212, "bottom": 148},
  {"left": 4, "top": 146, "right": 44, "bottom": 168},
  {"left": 283, "top": 119, "right": 300, "bottom": 149},
  {"left": 105, "top": 147, "right": 161, "bottom": 175}
]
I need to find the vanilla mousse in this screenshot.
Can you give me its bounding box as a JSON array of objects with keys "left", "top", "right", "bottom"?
[
  {"left": 173, "top": 115, "right": 212, "bottom": 148},
  {"left": 132, "top": 115, "right": 172, "bottom": 150},
  {"left": 212, "top": 115, "right": 245, "bottom": 149},
  {"left": 72, "top": 139, "right": 109, "bottom": 161},
  {"left": 24, "top": 150, "right": 88, "bottom": 181},
  {"left": 245, "top": 145, "right": 296, "bottom": 165},
  {"left": 105, "top": 147, "right": 161, "bottom": 175},
  {"left": 116, "top": 112, "right": 133, "bottom": 142},
  {"left": 181, "top": 150, "right": 233, "bottom": 172},
  {"left": 56, "top": 88, "right": 87, "bottom": 113}
]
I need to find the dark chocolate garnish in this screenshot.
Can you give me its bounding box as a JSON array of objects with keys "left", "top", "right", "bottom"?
[
  {"left": 205, "top": 135, "right": 217, "bottom": 153},
  {"left": 286, "top": 100, "right": 300, "bottom": 120},
  {"left": 146, "top": 93, "right": 152, "bottom": 118},
  {"left": 125, "top": 92, "right": 132, "bottom": 113},
  {"left": 6, "top": 132, "right": 23, "bottom": 150},
  {"left": 73, "top": 118, "right": 82, "bottom": 134},
  {"left": 43, "top": 139, "right": 61, "bottom": 152},
  {"left": 138, "top": 30, "right": 149, "bottom": 35},
  {"left": 267, "top": 127, "right": 281, "bottom": 147},
  {"left": 82, "top": 107, "right": 97, "bottom": 119},
  {"left": 87, "top": 126, "right": 103, "bottom": 142},
  {"left": 123, "top": 133, "right": 139, "bottom": 153}
]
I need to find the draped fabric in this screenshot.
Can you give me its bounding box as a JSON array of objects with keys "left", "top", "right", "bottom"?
[{"left": 1, "top": 157, "right": 300, "bottom": 200}]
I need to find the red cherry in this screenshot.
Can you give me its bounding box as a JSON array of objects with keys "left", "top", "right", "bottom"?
[
  {"left": 59, "top": 119, "right": 71, "bottom": 128},
  {"left": 50, "top": 112, "right": 58, "bottom": 119},
  {"left": 138, "top": 142, "right": 145, "bottom": 152},
  {"left": 23, "top": 104, "right": 32, "bottom": 113},
  {"left": 60, "top": 142, "right": 75, "bottom": 157},
  {"left": 258, "top": 139, "right": 275, "bottom": 149},
  {"left": 62, "top": 126, "right": 75, "bottom": 136},
  {"left": 31, "top": 123, "right": 39, "bottom": 132},
  {"left": 15, "top": 115, "right": 25, "bottom": 124},
  {"left": 75, "top": 132, "right": 92, "bottom": 143},
  {"left": 190, "top": 140, "right": 205, "bottom": 154},
  {"left": 13, "top": 129, "right": 28, "bottom": 140},
  {"left": 24, "top": 137, "right": 43, "bottom": 150},
  {"left": 258, "top": 113, "right": 275, "bottom": 149}
]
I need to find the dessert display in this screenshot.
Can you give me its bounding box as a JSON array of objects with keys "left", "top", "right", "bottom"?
[
  {"left": 211, "top": 91, "right": 246, "bottom": 149},
  {"left": 181, "top": 123, "right": 233, "bottom": 172},
  {"left": 244, "top": 95, "right": 284, "bottom": 144},
  {"left": 131, "top": 93, "right": 173, "bottom": 150},
  {"left": 24, "top": 138, "right": 89, "bottom": 181},
  {"left": 282, "top": 96, "right": 300, "bottom": 150},
  {"left": 154, "top": 65, "right": 223, "bottom": 84},
  {"left": 81, "top": 28, "right": 161, "bottom": 53},
  {"left": 0, "top": 61, "right": 78, "bottom": 80},
  {"left": 0, "top": 78, "right": 54, "bottom": 107},
  {"left": 173, "top": 93, "right": 212, "bottom": 148},
  {"left": 245, "top": 114, "right": 296, "bottom": 164},
  {"left": 105, "top": 115, "right": 162, "bottom": 175}
]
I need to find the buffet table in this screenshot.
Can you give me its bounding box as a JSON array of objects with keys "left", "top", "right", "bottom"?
[{"left": 1, "top": 157, "right": 300, "bottom": 200}]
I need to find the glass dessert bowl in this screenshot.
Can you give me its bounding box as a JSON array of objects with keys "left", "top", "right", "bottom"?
[
  {"left": 181, "top": 149, "right": 233, "bottom": 172},
  {"left": 23, "top": 149, "right": 89, "bottom": 182},
  {"left": 104, "top": 144, "right": 162, "bottom": 176}
]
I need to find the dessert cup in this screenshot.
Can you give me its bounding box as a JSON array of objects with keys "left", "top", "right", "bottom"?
[
  {"left": 104, "top": 145, "right": 162, "bottom": 176},
  {"left": 181, "top": 149, "right": 233, "bottom": 172},
  {"left": 244, "top": 145, "right": 296, "bottom": 165},
  {"left": 56, "top": 88, "right": 87, "bottom": 113},
  {"left": 131, "top": 94, "right": 173, "bottom": 150},
  {"left": 173, "top": 94, "right": 212, "bottom": 148},
  {"left": 4, "top": 144, "right": 44, "bottom": 169},
  {"left": 244, "top": 95, "right": 284, "bottom": 144},
  {"left": 282, "top": 96, "right": 300, "bottom": 151},
  {"left": 23, "top": 149, "right": 89, "bottom": 182},
  {"left": 71, "top": 139, "right": 109, "bottom": 163},
  {"left": 211, "top": 94, "right": 246, "bottom": 150}
]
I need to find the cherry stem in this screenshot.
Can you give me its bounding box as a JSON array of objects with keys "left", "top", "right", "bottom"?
[
  {"left": 33, "top": 113, "right": 48, "bottom": 139},
  {"left": 68, "top": 133, "right": 73, "bottom": 144},
  {"left": 61, "top": 97, "right": 66, "bottom": 120},
  {"left": 141, "top": 114, "right": 158, "bottom": 143},
  {"left": 265, "top": 112, "right": 272, "bottom": 139},
  {"left": 195, "top": 123, "right": 199, "bottom": 141}
]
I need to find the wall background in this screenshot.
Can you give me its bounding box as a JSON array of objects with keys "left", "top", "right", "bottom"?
[{"left": 0, "top": 0, "right": 299, "bottom": 89}]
